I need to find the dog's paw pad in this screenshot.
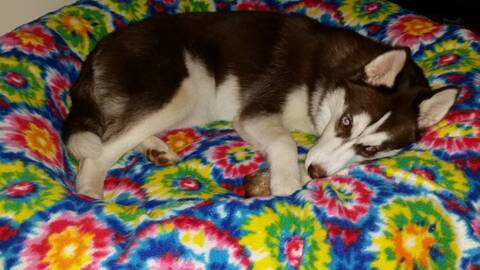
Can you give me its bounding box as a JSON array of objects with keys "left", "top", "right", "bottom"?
[
  {"left": 244, "top": 169, "right": 272, "bottom": 198},
  {"left": 146, "top": 149, "right": 178, "bottom": 166}
]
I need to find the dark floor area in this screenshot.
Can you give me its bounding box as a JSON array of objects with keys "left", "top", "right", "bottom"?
[{"left": 390, "top": 0, "right": 480, "bottom": 34}]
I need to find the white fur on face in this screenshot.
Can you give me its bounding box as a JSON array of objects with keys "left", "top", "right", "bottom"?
[
  {"left": 306, "top": 110, "right": 395, "bottom": 176},
  {"left": 360, "top": 112, "right": 391, "bottom": 136},
  {"left": 313, "top": 88, "right": 346, "bottom": 135},
  {"left": 356, "top": 131, "right": 389, "bottom": 146},
  {"left": 351, "top": 113, "right": 371, "bottom": 138}
]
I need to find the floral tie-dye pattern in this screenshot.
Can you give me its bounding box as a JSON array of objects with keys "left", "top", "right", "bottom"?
[
  {"left": 44, "top": 5, "right": 114, "bottom": 58},
  {"left": 179, "top": 0, "right": 215, "bottom": 12},
  {"left": 103, "top": 175, "right": 146, "bottom": 204},
  {"left": 119, "top": 215, "right": 250, "bottom": 269},
  {"left": 161, "top": 128, "right": 202, "bottom": 157},
  {"left": 0, "top": 57, "right": 45, "bottom": 107},
  {"left": 418, "top": 39, "right": 480, "bottom": 78},
  {"left": 339, "top": 0, "right": 400, "bottom": 27},
  {"left": 98, "top": 0, "right": 149, "bottom": 21},
  {"left": 370, "top": 197, "right": 460, "bottom": 270},
  {"left": 379, "top": 150, "right": 471, "bottom": 199},
  {"left": 0, "top": 24, "right": 57, "bottom": 56},
  {"left": 103, "top": 202, "right": 146, "bottom": 229},
  {"left": 420, "top": 110, "right": 480, "bottom": 157},
  {"left": 144, "top": 159, "right": 230, "bottom": 200},
  {"left": 240, "top": 201, "right": 331, "bottom": 269},
  {"left": 206, "top": 140, "right": 264, "bottom": 178},
  {"left": 45, "top": 68, "right": 72, "bottom": 119},
  {"left": 284, "top": 1, "right": 342, "bottom": 26},
  {"left": 0, "top": 161, "right": 66, "bottom": 223},
  {"left": 1, "top": 0, "right": 480, "bottom": 269},
  {"left": 305, "top": 176, "right": 374, "bottom": 223},
  {"left": 386, "top": 14, "right": 446, "bottom": 50},
  {"left": 19, "top": 212, "right": 114, "bottom": 270},
  {"left": 0, "top": 111, "right": 64, "bottom": 171}
]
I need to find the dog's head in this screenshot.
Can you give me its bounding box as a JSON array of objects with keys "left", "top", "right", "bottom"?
[{"left": 306, "top": 49, "right": 458, "bottom": 178}]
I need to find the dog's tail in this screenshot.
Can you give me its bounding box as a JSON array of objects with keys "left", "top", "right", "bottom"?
[{"left": 62, "top": 60, "right": 104, "bottom": 160}]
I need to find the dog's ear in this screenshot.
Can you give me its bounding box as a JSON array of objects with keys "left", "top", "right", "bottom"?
[
  {"left": 364, "top": 49, "right": 407, "bottom": 87},
  {"left": 417, "top": 87, "right": 458, "bottom": 129}
]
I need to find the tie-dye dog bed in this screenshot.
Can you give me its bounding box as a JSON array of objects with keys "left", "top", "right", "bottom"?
[{"left": 0, "top": 0, "right": 479, "bottom": 269}]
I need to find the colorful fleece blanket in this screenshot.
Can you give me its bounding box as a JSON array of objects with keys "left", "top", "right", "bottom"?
[{"left": 1, "top": 0, "right": 480, "bottom": 269}]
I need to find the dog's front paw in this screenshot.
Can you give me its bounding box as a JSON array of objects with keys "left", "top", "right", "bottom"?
[
  {"left": 146, "top": 148, "right": 179, "bottom": 166},
  {"left": 77, "top": 186, "right": 103, "bottom": 199},
  {"left": 270, "top": 171, "right": 302, "bottom": 196},
  {"left": 271, "top": 181, "right": 301, "bottom": 196},
  {"left": 75, "top": 160, "right": 105, "bottom": 200},
  {"left": 270, "top": 166, "right": 302, "bottom": 196}
]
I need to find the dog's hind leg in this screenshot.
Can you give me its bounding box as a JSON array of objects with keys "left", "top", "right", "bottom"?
[
  {"left": 75, "top": 123, "right": 167, "bottom": 199},
  {"left": 75, "top": 127, "right": 157, "bottom": 199},
  {"left": 75, "top": 85, "right": 195, "bottom": 199},
  {"left": 235, "top": 114, "right": 302, "bottom": 196},
  {"left": 137, "top": 136, "right": 179, "bottom": 166}
]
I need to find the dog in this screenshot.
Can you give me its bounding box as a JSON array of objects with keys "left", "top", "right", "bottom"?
[{"left": 62, "top": 11, "right": 458, "bottom": 199}]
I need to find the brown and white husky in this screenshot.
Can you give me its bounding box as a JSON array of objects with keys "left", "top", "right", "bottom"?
[{"left": 62, "top": 12, "right": 458, "bottom": 199}]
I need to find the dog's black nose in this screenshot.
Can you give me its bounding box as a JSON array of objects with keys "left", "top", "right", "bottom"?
[{"left": 308, "top": 164, "right": 326, "bottom": 179}]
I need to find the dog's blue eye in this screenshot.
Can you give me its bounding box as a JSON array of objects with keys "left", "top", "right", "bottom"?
[{"left": 341, "top": 113, "right": 352, "bottom": 127}]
